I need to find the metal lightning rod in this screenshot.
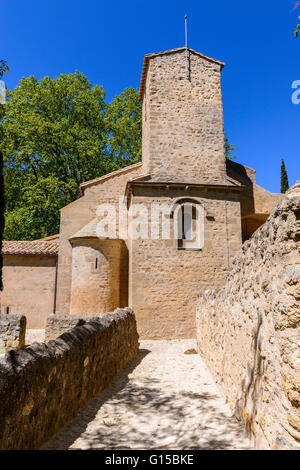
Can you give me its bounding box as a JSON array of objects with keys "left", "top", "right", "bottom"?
[{"left": 185, "top": 15, "right": 189, "bottom": 78}]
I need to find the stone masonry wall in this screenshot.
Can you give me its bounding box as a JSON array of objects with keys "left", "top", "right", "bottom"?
[
  {"left": 196, "top": 196, "right": 300, "bottom": 449},
  {"left": 45, "top": 312, "right": 110, "bottom": 341},
  {"left": 141, "top": 50, "right": 226, "bottom": 184},
  {"left": 55, "top": 163, "right": 142, "bottom": 315},
  {"left": 69, "top": 239, "right": 125, "bottom": 315},
  {"left": 0, "top": 255, "right": 57, "bottom": 329},
  {"left": 0, "top": 315, "right": 26, "bottom": 353},
  {"left": 130, "top": 186, "right": 242, "bottom": 339},
  {"left": 0, "top": 308, "right": 139, "bottom": 450}
]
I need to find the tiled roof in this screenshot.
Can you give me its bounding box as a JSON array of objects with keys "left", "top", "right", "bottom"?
[
  {"left": 2, "top": 234, "right": 59, "bottom": 256},
  {"left": 139, "top": 46, "right": 225, "bottom": 100}
]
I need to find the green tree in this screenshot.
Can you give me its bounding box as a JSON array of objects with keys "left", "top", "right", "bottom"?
[
  {"left": 293, "top": 2, "right": 300, "bottom": 36},
  {"left": 280, "top": 158, "right": 289, "bottom": 193},
  {"left": 224, "top": 132, "right": 237, "bottom": 160},
  {"left": 1, "top": 73, "right": 141, "bottom": 240},
  {"left": 0, "top": 60, "right": 9, "bottom": 290},
  {"left": 295, "top": 17, "right": 300, "bottom": 37},
  {"left": 105, "top": 87, "right": 142, "bottom": 165}
]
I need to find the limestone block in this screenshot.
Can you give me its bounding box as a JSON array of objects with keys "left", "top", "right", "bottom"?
[
  {"left": 0, "top": 314, "right": 26, "bottom": 353},
  {"left": 196, "top": 195, "right": 300, "bottom": 449},
  {"left": 0, "top": 308, "right": 139, "bottom": 450}
]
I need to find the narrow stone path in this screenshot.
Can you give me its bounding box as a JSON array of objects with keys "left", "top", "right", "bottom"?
[{"left": 42, "top": 340, "right": 253, "bottom": 450}]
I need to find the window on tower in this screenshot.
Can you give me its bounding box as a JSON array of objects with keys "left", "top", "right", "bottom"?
[{"left": 173, "top": 200, "right": 204, "bottom": 251}]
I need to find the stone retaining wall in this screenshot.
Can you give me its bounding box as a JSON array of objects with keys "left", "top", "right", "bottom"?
[
  {"left": 196, "top": 196, "right": 300, "bottom": 449},
  {"left": 0, "top": 308, "right": 139, "bottom": 450},
  {"left": 0, "top": 314, "right": 26, "bottom": 353},
  {"left": 45, "top": 313, "right": 107, "bottom": 341}
]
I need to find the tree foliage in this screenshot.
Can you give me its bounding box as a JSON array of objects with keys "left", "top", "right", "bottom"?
[
  {"left": 280, "top": 158, "right": 289, "bottom": 194},
  {"left": 0, "top": 72, "right": 141, "bottom": 240},
  {"left": 105, "top": 87, "right": 142, "bottom": 165},
  {"left": 294, "top": 1, "right": 300, "bottom": 37},
  {"left": 0, "top": 59, "right": 9, "bottom": 290},
  {"left": 295, "top": 16, "right": 300, "bottom": 37},
  {"left": 224, "top": 132, "right": 237, "bottom": 160},
  {"left": 0, "top": 60, "right": 9, "bottom": 78}
]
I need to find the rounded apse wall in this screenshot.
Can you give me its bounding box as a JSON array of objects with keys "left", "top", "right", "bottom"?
[{"left": 70, "top": 238, "right": 124, "bottom": 314}]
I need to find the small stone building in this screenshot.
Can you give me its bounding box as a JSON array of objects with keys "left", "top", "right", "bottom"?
[
  {"left": 0, "top": 47, "right": 282, "bottom": 337},
  {"left": 1, "top": 236, "right": 58, "bottom": 328}
]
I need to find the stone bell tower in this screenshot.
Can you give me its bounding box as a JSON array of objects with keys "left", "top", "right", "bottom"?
[{"left": 139, "top": 47, "right": 226, "bottom": 184}]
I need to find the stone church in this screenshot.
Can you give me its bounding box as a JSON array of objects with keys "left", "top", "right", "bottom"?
[{"left": 0, "top": 47, "right": 282, "bottom": 338}]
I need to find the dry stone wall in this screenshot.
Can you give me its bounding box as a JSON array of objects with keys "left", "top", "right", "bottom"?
[
  {"left": 0, "top": 315, "right": 26, "bottom": 353},
  {"left": 0, "top": 308, "right": 139, "bottom": 450},
  {"left": 196, "top": 196, "right": 300, "bottom": 450},
  {"left": 45, "top": 312, "right": 111, "bottom": 341}
]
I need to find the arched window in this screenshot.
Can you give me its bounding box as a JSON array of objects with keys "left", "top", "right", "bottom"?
[{"left": 172, "top": 199, "right": 204, "bottom": 250}]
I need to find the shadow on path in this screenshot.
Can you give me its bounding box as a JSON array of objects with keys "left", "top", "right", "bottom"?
[
  {"left": 41, "top": 349, "right": 151, "bottom": 450},
  {"left": 42, "top": 343, "right": 252, "bottom": 450}
]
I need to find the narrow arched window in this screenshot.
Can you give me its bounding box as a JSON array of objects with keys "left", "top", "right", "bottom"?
[
  {"left": 182, "top": 204, "right": 194, "bottom": 241},
  {"left": 174, "top": 201, "right": 204, "bottom": 250}
]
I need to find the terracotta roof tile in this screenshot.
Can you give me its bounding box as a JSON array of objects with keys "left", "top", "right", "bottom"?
[{"left": 2, "top": 235, "right": 59, "bottom": 256}]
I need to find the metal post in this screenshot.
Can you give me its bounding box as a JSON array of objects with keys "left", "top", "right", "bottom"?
[{"left": 185, "top": 15, "right": 188, "bottom": 77}]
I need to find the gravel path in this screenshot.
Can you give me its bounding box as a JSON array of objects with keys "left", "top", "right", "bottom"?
[{"left": 42, "top": 340, "right": 253, "bottom": 450}]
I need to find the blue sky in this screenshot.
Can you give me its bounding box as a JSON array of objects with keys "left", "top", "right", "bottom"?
[{"left": 3, "top": 0, "right": 300, "bottom": 192}]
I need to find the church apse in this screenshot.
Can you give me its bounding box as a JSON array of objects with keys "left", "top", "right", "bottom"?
[{"left": 69, "top": 219, "right": 128, "bottom": 314}]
